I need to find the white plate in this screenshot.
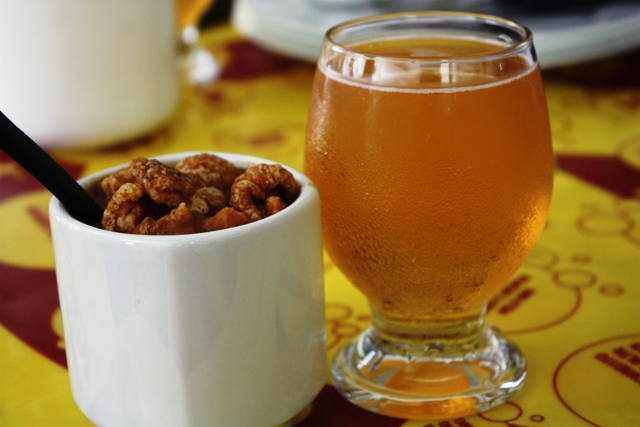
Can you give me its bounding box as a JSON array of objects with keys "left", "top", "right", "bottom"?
[{"left": 232, "top": 0, "right": 640, "bottom": 68}]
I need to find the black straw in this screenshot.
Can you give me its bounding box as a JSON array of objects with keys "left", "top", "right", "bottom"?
[{"left": 0, "top": 110, "right": 104, "bottom": 225}]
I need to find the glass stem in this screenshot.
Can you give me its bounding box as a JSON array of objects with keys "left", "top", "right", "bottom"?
[{"left": 369, "top": 304, "right": 488, "bottom": 350}]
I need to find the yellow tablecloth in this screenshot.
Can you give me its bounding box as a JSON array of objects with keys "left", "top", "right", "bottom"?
[{"left": 1, "top": 25, "right": 639, "bottom": 427}]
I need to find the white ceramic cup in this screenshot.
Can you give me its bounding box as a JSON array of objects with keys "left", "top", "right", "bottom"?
[
  {"left": 49, "top": 152, "right": 327, "bottom": 427},
  {"left": 0, "top": 0, "right": 179, "bottom": 148}
]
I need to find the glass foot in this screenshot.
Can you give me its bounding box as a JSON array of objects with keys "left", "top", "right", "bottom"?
[
  {"left": 331, "top": 325, "right": 526, "bottom": 420},
  {"left": 179, "top": 25, "right": 222, "bottom": 85},
  {"left": 181, "top": 47, "right": 222, "bottom": 85}
]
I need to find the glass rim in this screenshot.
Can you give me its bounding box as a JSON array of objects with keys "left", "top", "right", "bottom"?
[{"left": 323, "top": 11, "right": 535, "bottom": 65}]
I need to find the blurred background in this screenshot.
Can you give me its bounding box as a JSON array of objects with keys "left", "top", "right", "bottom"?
[{"left": 221, "top": 0, "right": 640, "bottom": 69}]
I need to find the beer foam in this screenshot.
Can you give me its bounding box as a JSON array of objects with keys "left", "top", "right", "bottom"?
[{"left": 318, "top": 60, "right": 537, "bottom": 94}]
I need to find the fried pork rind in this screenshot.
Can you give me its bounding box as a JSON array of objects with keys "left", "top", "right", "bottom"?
[
  {"left": 134, "top": 203, "right": 196, "bottom": 235},
  {"left": 98, "top": 155, "right": 299, "bottom": 234},
  {"left": 189, "top": 187, "right": 227, "bottom": 216},
  {"left": 130, "top": 157, "right": 196, "bottom": 208},
  {"left": 265, "top": 196, "right": 288, "bottom": 217},
  {"left": 230, "top": 164, "right": 300, "bottom": 221},
  {"left": 200, "top": 207, "right": 251, "bottom": 232},
  {"left": 100, "top": 167, "right": 135, "bottom": 199},
  {"left": 230, "top": 180, "right": 266, "bottom": 221},
  {"left": 175, "top": 153, "right": 241, "bottom": 191},
  {"left": 102, "top": 183, "right": 157, "bottom": 233}
]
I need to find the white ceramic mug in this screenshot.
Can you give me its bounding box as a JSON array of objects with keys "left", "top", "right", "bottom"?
[
  {"left": 0, "top": 0, "right": 179, "bottom": 148},
  {"left": 49, "top": 152, "right": 327, "bottom": 427}
]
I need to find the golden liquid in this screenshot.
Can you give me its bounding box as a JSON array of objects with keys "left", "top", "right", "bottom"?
[
  {"left": 305, "top": 38, "right": 554, "bottom": 322},
  {"left": 175, "top": 0, "right": 214, "bottom": 28}
]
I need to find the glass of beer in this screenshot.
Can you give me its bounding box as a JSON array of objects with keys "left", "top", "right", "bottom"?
[
  {"left": 175, "top": 0, "right": 221, "bottom": 84},
  {"left": 304, "top": 12, "right": 554, "bottom": 420}
]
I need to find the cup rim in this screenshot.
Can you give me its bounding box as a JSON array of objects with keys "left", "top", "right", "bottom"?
[
  {"left": 324, "top": 11, "right": 534, "bottom": 65},
  {"left": 49, "top": 151, "right": 317, "bottom": 243}
]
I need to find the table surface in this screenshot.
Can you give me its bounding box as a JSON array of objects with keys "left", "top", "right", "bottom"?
[{"left": 1, "top": 24, "right": 639, "bottom": 427}]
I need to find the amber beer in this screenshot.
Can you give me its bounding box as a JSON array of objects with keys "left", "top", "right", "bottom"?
[
  {"left": 175, "top": 0, "right": 214, "bottom": 28},
  {"left": 305, "top": 37, "right": 554, "bottom": 323}
]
